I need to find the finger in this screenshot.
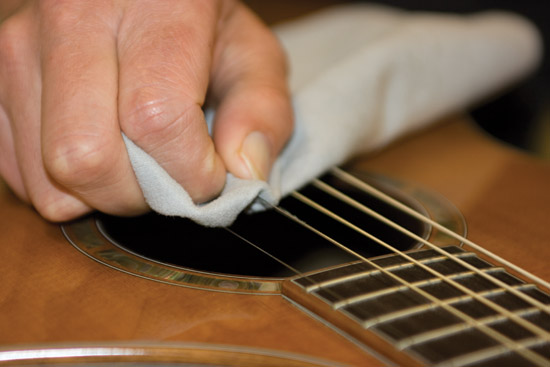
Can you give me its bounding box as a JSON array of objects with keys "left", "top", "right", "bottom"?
[
  {"left": 40, "top": 2, "right": 147, "bottom": 219},
  {"left": 0, "top": 3, "right": 90, "bottom": 220},
  {"left": 0, "top": 106, "right": 26, "bottom": 199},
  {"left": 209, "top": 2, "right": 293, "bottom": 181},
  {"left": 117, "top": 0, "right": 226, "bottom": 204},
  {"left": 0, "top": 5, "right": 35, "bottom": 200}
]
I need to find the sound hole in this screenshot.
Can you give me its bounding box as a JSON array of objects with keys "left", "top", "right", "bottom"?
[{"left": 96, "top": 173, "right": 429, "bottom": 278}]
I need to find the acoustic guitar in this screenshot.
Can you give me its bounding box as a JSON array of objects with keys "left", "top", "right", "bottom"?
[{"left": 0, "top": 115, "right": 549, "bottom": 366}]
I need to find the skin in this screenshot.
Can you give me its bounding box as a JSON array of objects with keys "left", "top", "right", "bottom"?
[{"left": 0, "top": 0, "right": 293, "bottom": 222}]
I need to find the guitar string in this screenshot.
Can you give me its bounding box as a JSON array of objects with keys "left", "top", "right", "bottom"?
[
  {"left": 331, "top": 167, "right": 550, "bottom": 291},
  {"left": 288, "top": 190, "right": 550, "bottom": 342},
  {"left": 223, "top": 227, "right": 303, "bottom": 276},
  {"left": 300, "top": 179, "right": 550, "bottom": 338},
  {"left": 257, "top": 196, "right": 548, "bottom": 366},
  {"left": 312, "top": 177, "right": 550, "bottom": 314},
  {"left": 228, "top": 168, "right": 549, "bottom": 363}
]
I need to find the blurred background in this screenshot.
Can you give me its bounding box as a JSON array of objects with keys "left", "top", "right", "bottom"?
[{"left": 244, "top": 0, "right": 550, "bottom": 159}]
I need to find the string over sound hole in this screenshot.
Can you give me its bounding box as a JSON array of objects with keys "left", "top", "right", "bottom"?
[{"left": 95, "top": 172, "right": 430, "bottom": 278}]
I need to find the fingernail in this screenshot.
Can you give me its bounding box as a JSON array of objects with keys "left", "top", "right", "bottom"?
[{"left": 239, "top": 131, "right": 271, "bottom": 181}]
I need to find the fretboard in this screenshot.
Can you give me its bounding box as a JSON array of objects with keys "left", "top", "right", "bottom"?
[{"left": 283, "top": 246, "right": 550, "bottom": 366}]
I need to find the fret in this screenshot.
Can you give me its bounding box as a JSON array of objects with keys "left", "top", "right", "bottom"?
[
  {"left": 313, "top": 271, "right": 401, "bottom": 304},
  {"left": 424, "top": 257, "right": 470, "bottom": 276},
  {"left": 341, "top": 289, "right": 433, "bottom": 326},
  {"left": 451, "top": 296, "right": 503, "bottom": 319},
  {"left": 523, "top": 311, "right": 550, "bottom": 334},
  {"left": 407, "top": 327, "right": 506, "bottom": 364},
  {"left": 484, "top": 267, "right": 524, "bottom": 286},
  {"left": 396, "top": 307, "right": 542, "bottom": 349},
  {"left": 293, "top": 262, "right": 375, "bottom": 289},
  {"left": 281, "top": 172, "right": 550, "bottom": 365},
  {"left": 306, "top": 269, "right": 381, "bottom": 293},
  {"left": 305, "top": 261, "right": 443, "bottom": 293},
  {"left": 521, "top": 286, "right": 550, "bottom": 305},
  {"left": 431, "top": 338, "right": 546, "bottom": 367},
  {"left": 388, "top": 263, "right": 434, "bottom": 282},
  {"left": 417, "top": 277, "right": 466, "bottom": 299},
  {"left": 488, "top": 317, "right": 537, "bottom": 341},
  {"left": 349, "top": 285, "right": 538, "bottom": 329},
  {"left": 373, "top": 306, "right": 464, "bottom": 341},
  {"left": 332, "top": 273, "right": 524, "bottom": 312},
  {"left": 451, "top": 272, "right": 502, "bottom": 293},
  {"left": 288, "top": 247, "right": 550, "bottom": 366},
  {"left": 301, "top": 250, "right": 547, "bottom": 319},
  {"left": 487, "top": 289, "right": 540, "bottom": 311},
  {"left": 332, "top": 284, "right": 414, "bottom": 309},
  {"left": 532, "top": 342, "right": 550, "bottom": 359},
  {"left": 307, "top": 269, "right": 523, "bottom": 316},
  {"left": 459, "top": 254, "right": 494, "bottom": 270},
  {"left": 370, "top": 246, "right": 466, "bottom": 267},
  {"left": 301, "top": 246, "right": 503, "bottom": 294},
  {"left": 330, "top": 167, "right": 550, "bottom": 292},
  {"left": 375, "top": 309, "right": 550, "bottom": 365},
  {"left": 396, "top": 322, "right": 472, "bottom": 349},
  {"left": 310, "top": 173, "right": 550, "bottom": 317},
  {"left": 315, "top": 268, "right": 528, "bottom": 309}
]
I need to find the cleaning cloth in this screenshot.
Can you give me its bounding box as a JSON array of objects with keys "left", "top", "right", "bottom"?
[{"left": 124, "top": 4, "right": 541, "bottom": 227}]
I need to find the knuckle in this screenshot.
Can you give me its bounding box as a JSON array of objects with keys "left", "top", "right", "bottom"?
[
  {"left": 121, "top": 91, "right": 202, "bottom": 144},
  {"left": 28, "top": 182, "right": 89, "bottom": 222},
  {"left": 0, "top": 15, "right": 30, "bottom": 69},
  {"left": 249, "top": 19, "right": 288, "bottom": 74},
  {"left": 0, "top": 26, "right": 16, "bottom": 61},
  {"left": 33, "top": 197, "right": 72, "bottom": 222},
  {"left": 33, "top": 196, "right": 85, "bottom": 222},
  {"left": 39, "top": 0, "right": 83, "bottom": 30},
  {"left": 44, "top": 134, "right": 114, "bottom": 188},
  {"left": 39, "top": 1, "right": 112, "bottom": 42},
  {"left": 253, "top": 84, "right": 294, "bottom": 136}
]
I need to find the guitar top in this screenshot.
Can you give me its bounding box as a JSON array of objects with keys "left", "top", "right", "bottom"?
[{"left": 0, "top": 115, "right": 549, "bottom": 366}]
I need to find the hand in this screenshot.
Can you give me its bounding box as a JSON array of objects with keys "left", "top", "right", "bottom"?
[{"left": 0, "top": 0, "right": 293, "bottom": 221}]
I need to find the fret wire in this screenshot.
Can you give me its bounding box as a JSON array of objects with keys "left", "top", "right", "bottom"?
[
  {"left": 358, "top": 288, "right": 539, "bottom": 330},
  {"left": 313, "top": 178, "right": 550, "bottom": 314},
  {"left": 289, "top": 190, "right": 549, "bottom": 365},
  {"left": 333, "top": 283, "right": 408, "bottom": 309},
  {"left": 333, "top": 272, "right": 536, "bottom": 311},
  {"left": 395, "top": 322, "right": 472, "bottom": 350},
  {"left": 432, "top": 337, "right": 547, "bottom": 367},
  {"left": 359, "top": 302, "right": 438, "bottom": 329},
  {"left": 308, "top": 257, "right": 503, "bottom": 294},
  {"left": 305, "top": 267, "right": 384, "bottom": 292},
  {"left": 331, "top": 167, "right": 550, "bottom": 291},
  {"left": 396, "top": 307, "right": 544, "bottom": 350}
]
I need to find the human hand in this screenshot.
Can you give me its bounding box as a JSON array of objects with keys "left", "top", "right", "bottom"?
[{"left": 0, "top": 0, "right": 293, "bottom": 221}]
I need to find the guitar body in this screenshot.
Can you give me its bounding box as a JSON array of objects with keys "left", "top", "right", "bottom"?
[{"left": 0, "top": 115, "right": 548, "bottom": 366}]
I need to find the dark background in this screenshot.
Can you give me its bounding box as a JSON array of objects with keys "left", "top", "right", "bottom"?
[{"left": 244, "top": 1, "right": 549, "bottom": 159}]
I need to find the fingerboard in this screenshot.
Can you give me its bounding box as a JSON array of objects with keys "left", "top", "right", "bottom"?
[{"left": 284, "top": 246, "right": 550, "bottom": 366}]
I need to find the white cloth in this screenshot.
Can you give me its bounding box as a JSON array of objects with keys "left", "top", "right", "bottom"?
[{"left": 124, "top": 4, "right": 541, "bottom": 227}]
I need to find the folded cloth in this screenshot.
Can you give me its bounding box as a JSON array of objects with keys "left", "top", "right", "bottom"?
[{"left": 124, "top": 4, "right": 541, "bottom": 227}]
